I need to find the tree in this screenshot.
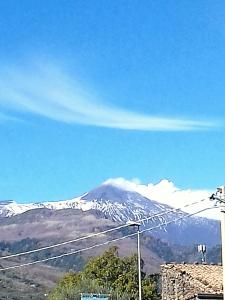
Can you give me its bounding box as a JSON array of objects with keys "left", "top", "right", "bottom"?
[
  {"left": 48, "top": 246, "right": 160, "bottom": 300},
  {"left": 83, "top": 246, "right": 123, "bottom": 289}
]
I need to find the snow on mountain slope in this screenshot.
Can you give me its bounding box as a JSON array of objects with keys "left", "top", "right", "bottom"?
[
  {"left": 0, "top": 178, "right": 216, "bottom": 219},
  {"left": 0, "top": 179, "right": 220, "bottom": 245},
  {"left": 0, "top": 186, "right": 174, "bottom": 222},
  {"left": 80, "top": 183, "right": 175, "bottom": 222},
  {"left": 0, "top": 197, "right": 87, "bottom": 217},
  {"left": 77, "top": 183, "right": 220, "bottom": 245},
  {"left": 103, "top": 178, "right": 217, "bottom": 219}
]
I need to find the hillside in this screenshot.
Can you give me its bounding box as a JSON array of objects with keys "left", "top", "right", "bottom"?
[
  {"left": 0, "top": 182, "right": 220, "bottom": 246},
  {"left": 0, "top": 181, "right": 221, "bottom": 298},
  {"left": 0, "top": 208, "right": 165, "bottom": 273},
  {"left": 0, "top": 258, "right": 63, "bottom": 300}
]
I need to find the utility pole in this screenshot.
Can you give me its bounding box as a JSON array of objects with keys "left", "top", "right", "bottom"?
[
  {"left": 213, "top": 186, "right": 225, "bottom": 298},
  {"left": 219, "top": 187, "right": 225, "bottom": 298},
  {"left": 126, "top": 221, "right": 142, "bottom": 300},
  {"left": 137, "top": 224, "right": 142, "bottom": 300}
]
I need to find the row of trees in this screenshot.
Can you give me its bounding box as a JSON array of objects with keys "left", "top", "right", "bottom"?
[{"left": 49, "top": 246, "right": 160, "bottom": 300}]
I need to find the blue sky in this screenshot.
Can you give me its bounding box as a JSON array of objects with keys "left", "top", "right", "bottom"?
[{"left": 0, "top": 0, "right": 225, "bottom": 202}]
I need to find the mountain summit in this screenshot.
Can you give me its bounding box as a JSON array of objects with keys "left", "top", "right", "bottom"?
[
  {"left": 0, "top": 179, "right": 220, "bottom": 245},
  {"left": 80, "top": 183, "right": 170, "bottom": 222}
]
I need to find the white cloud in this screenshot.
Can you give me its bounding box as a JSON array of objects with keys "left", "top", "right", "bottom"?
[
  {"left": 104, "top": 177, "right": 219, "bottom": 219},
  {"left": 0, "top": 62, "right": 217, "bottom": 131}
]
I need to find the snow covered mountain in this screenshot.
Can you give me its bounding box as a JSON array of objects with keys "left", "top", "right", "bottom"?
[
  {"left": 0, "top": 186, "right": 173, "bottom": 221},
  {"left": 103, "top": 178, "right": 216, "bottom": 219},
  {"left": 0, "top": 179, "right": 220, "bottom": 245},
  {"left": 0, "top": 178, "right": 215, "bottom": 218}
]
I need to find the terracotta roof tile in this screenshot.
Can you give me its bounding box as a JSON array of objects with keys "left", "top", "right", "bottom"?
[{"left": 161, "top": 264, "right": 223, "bottom": 294}]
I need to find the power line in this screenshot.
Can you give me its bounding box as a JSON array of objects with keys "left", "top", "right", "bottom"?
[
  {"left": 139, "top": 197, "right": 210, "bottom": 224},
  {"left": 0, "top": 205, "right": 216, "bottom": 271},
  {"left": 0, "top": 197, "right": 211, "bottom": 261},
  {"left": 0, "top": 223, "right": 130, "bottom": 261},
  {"left": 0, "top": 197, "right": 210, "bottom": 261},
  {"left": 140, "top": 206, "right": 217, "bottom": 235}
]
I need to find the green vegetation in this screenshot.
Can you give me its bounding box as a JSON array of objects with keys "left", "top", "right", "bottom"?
[
  {"left": 48, "top": 246, "right": 160, "bottom": 300},
  {"left": 0, "top": 238, "right": 85, "bottom": 271},
  {"left": 0, "top": 271, "right": 47, "bottom": 300}
]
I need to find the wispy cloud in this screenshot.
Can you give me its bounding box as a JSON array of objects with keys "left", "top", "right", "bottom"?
[{"left": 0, "top": 62, "right": 217, "bottom": 131}]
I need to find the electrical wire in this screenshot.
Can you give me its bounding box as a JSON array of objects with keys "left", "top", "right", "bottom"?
[
  {"left": 140, "top": 206, "right": 217, "bottom": 235},
  {"left": 0, "top": 205, "right": 217, "bottom": 271},
  {"left": 0, "top": 197, "right": 211, "bottom": 261},
  {"left": 0, "top": 223, "right": 130, "bottom": 261},
  {"left": 0, "top": 197, "right": 210, "bottom": 261}
]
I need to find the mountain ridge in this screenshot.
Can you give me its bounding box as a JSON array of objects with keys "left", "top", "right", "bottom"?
[
  {"left": 0, "top": 178, "right": 214, "bottom": 218},
  {"left": 0, "top": 180, "right": 220, "bottom": 246}
]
